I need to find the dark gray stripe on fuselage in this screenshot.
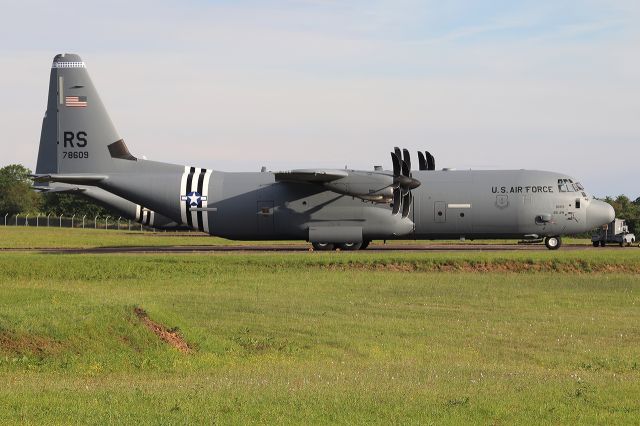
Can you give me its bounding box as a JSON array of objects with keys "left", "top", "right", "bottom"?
[
  {"left": 196, "top": 168, "right": 206, "bottom": 231},
  {"left": 185, "top": 167, "right": 195, "bottom": 229}
]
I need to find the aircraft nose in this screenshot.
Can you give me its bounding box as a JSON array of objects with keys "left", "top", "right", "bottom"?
[{"left": 586, "top": 200, "right": 615, "bottom": 229}]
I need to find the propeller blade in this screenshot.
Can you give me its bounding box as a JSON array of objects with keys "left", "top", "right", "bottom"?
[
  {"left": 401, "top": 158, "right": 410, "bottom": 177},
  {"left": 426, "top": 151, "right": 435, "bottom": 171},
  {"left": 392, "top": 188, "right": 401, "bottom": 215},
  {"left": 418, "top": 151, "right": 427, "bottom": 170},
  {"left": 401, "top": 192, "right": 412, "bottom": 218},
  {"left": 402, "top": 148, "right": 411, "bottom": 171},
  {"left": 390, "top": 152, "right": 401, "bottom": 176},
  {"left": 394, "top": 147, "right": 402, "bottom": 161}
]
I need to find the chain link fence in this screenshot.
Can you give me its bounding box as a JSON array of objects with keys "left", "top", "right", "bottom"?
[{"left": 2, "top": 213, "right": 158, "bottom": 231}]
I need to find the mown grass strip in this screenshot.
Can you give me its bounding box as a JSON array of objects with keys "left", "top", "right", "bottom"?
[{"left": 0, "top": 251, "right": 639, "bottom": 282}]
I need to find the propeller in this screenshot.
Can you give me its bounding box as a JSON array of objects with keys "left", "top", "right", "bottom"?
[
  {"left": 402, "top": 148, "right": 411, "bottom": 172},
  {"left": 425, "top": 151, "right": 435, "bottom": 171},
  {"left": 418, "top": 152, "right": 427, "bottom": 170},
  {"left": 390, "top": 147, "right": 421, "bottom": 218},
  {"left": 418, "top": 151, "right": 435, "bottom": 171}
]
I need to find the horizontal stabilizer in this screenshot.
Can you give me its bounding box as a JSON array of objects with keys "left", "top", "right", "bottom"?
[
  {"left": 274, "top": 169, "right": 349, "bottom": 184},
  {"left": 31, "top": 174, "right": 107, "bottom": 185},
  {"left": 32, "top": 185, "right": 86, "bottom": 193}
]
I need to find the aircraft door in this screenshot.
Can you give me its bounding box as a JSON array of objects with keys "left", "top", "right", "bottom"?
[
  {"left": 257, "top": 201, "right": 275, "bottom": 235},
  {"left": 434, "top": 201, "right": 446, "bottom": 223}
]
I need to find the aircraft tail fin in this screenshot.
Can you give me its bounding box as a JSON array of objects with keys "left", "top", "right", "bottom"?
[{"left": 35, "top": 53, "right": 135, "bottom": 175}]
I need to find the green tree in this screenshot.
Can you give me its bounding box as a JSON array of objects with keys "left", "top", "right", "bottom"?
[
  {"left": 0, "top": 164, "right": 42, "bottom": 215},
  {"left": 602, "top": 195, "right": 640, "bottom": 234},
  {"left": 41, "top": 192, "right": 112, "bottom": 217}
]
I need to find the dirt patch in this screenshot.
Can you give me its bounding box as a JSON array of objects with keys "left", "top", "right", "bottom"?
[
  {"left": 0, "top": 331, "right": 63, "bottom": 355},
  {"left": 134, "top": 307, "right": 192, "bottom": 354}
]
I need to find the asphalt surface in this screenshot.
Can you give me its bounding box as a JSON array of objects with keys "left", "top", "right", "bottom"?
[{"left": 4, "top": 243, "right": 626, "bottom": 254}]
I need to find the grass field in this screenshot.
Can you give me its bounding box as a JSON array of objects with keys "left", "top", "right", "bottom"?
[
  {"left": 0, "top": 230, "right": 639, "bottom": 424},
  {"left": 0, "top": 226, "right": 281, "bottom": 249},
  {"left": 0, "top": 226, "right": 598, "bottom": 249}
]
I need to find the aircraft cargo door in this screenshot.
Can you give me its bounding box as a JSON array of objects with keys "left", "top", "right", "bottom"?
[{"left": 257, "top": 201, "right": 274, "bottom": 235}]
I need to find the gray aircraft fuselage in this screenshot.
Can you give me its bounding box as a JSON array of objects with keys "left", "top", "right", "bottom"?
[{"left": 94, "top": 163, "right": 611, "bottom": 242}]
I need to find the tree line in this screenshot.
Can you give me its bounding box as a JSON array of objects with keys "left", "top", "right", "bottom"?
[
  {"left": 0, "top": 164, "right": 111, "bottom": 218},
  {"left": 1, "top": 163, "right": 639, "bottom": 233}
]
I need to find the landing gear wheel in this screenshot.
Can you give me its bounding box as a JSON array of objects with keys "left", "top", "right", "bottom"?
[
  {"left": 337, "top": 242, "right": 362, "bottom": 251},
  {"left": 312, "top": 242, "right": 335, "bottom": 251},
  {"left": 544, "top": 236, "right": 562, "bottom": 250},
  {"left": 360, "top": 240, "right": 371, "bottom": 250},
  {"left": 600, "top": 241, "right": 606, "bottom": 247},
  {"left": 592, "top": 241, "right": 599, "bottom": 247}
]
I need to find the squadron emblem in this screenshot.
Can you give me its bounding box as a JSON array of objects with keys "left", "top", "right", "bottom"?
[{"left": 495, "top": 195, "right": 509, "bottom": 209}]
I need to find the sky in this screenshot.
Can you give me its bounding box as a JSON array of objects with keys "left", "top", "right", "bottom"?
[{"left": 1, "top": 0, "right": 638, "bottom": 198}]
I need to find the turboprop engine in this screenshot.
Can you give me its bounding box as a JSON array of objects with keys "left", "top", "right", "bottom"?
[{"left": 322, "top": 147, "right": 421, "bottom": 218}]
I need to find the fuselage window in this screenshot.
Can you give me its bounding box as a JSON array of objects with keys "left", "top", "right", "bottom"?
[{"left": 576, "top": 199, "right": 581, "bottom": 209}]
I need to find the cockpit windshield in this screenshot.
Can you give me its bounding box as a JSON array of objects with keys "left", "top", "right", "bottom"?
[
  {"left": 558, "top": 178, "right": 584, "bottom": 193},
  {"left": 558, "top": 178, "right": 587, "bottom": 197}
]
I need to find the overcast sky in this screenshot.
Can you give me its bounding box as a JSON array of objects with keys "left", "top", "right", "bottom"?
[{"left": 1, "top": 0, "right": 638, "bottom": 197}]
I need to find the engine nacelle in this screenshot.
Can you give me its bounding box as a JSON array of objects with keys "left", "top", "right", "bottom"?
[{"left": 323, "top": 172, "right": 394, "bottom": 203}]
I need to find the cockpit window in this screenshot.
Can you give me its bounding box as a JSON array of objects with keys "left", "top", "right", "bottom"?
[
  {"left": 558, "top": 179, "right": 571, "bottom": 192},
  {"left": 557, "top": 179, "right": 585, "bottom": 193}
]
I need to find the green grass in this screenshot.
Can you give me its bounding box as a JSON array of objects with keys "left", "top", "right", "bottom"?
[
  {"left": 0, "top": 226, "right": 598, "bottom": 249},
  {"left": 0, "top": 226, "right": 294, "bottom": 249},
  {"left": 1, "top": 250, "right": 639, "bottom": 424}
]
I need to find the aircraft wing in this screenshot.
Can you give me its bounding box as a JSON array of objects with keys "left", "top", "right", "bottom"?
[{"left": 274, "top": 169, "right": 349, "bottom": 184}]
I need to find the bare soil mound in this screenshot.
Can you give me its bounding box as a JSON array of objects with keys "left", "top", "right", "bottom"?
[{"left": 134, "top": 307, "right": 192, "bottom": 354}]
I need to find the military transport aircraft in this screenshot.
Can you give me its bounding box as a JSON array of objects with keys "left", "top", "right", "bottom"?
[{"left": 33, "top": 53, "right": 615, "bottom": 250}]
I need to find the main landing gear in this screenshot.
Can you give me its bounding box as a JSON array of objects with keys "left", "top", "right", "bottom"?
[
  {"left": 544, "top": 236, "right": 562, "bottom": 250},
  {"left": 311, "top": 240, "right": 371, "bottom": 251}
]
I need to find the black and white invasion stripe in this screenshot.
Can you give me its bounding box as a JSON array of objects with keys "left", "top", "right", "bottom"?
[
  {"left": 135, "top": 204, "right": 155, "bottom": 227},
  {"left": 179, "top": 166, "right": 213, "bottom": 232}
]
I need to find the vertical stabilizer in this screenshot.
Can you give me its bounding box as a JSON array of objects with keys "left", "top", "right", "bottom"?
[{"left": 37, "top": 53, "right": 134, "bottom": 175}]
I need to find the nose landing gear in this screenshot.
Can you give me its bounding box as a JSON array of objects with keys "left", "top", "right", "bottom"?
[{"left": 544, "top": 236, "right": 562, "bottom": 250}]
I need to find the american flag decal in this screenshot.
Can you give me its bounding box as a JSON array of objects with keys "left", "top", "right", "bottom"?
[{"left": 65, "top": 96, "right": 87, "bottom": 107}]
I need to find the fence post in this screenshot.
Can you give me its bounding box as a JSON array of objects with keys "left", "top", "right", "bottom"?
[
  {"left": 47, "top": 213, "right": 51, "bottom": 227},
  {"left": 128, "top": 220, "right": 131, "bottom": 231},
  {"left": 71, "top": 214, "right": 76, "bottom": 228},
  {"left": 36, "top": 215, "right": 39, "bottom": 227},
  {"left": 4, "top": 213, "right": 7, "bottom": 226},
  {"left": 105, "top": 216, "right": 110, "bottom": 230},
  {"left": 117, "top": 216, "right": 121, "bottom": 230},
  {"left": 59, "top": 214, "right": 63, "bottom": 227},
  {"left": 94, "top": 215, "right": 98, "bottom": 229},
  {"left": 15, "top": 214, "right": 19, "bottom": 226},
  {"left": 25, "top": 214, "right": 29, "bottom": 226},
  {"left": 82, "top": 215, "right": 86, "bottom": 229}
]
